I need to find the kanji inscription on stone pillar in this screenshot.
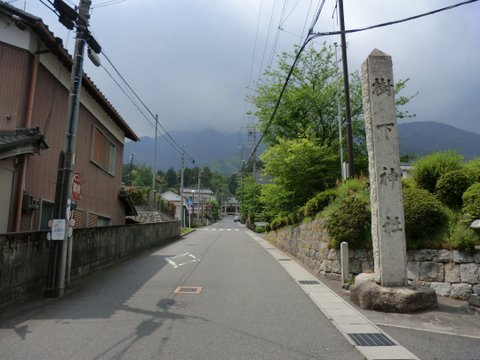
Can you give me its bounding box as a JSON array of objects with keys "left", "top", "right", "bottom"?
[{"left": 361, "top": 49, "right": 407, "bottom": 287}]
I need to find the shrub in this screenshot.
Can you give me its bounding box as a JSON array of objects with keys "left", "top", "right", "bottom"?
[
  {"left": 448, "top": 222, "right": 479, "bottom": 254},
  {"left": 435, "top": 169, "right": 474, "bottom": 209},
  {"left": 270, "top": 216, "right": 289, "bottom": 231},
  {"left": 412, "top": 150, "right": 464, "bottom": 193},
  {"left": 336, "top": 177, "right": 369, "bottom": 202},
  {"left": 324, "top": 194, "right": 371, "bottom": 249},
  {"left": 128, "top": 187, "right": 150, "bottom": 205},
  {"left": 401, "top": 177, "right": 416, "bottom": 190},
  {"left": 403, "top": 186, "right": 450, "bottom": 249},
  {"left": 462, "top": 182, "right": 480, "bottom": 224},
  {"left": 303, "top": 189, "right": 337, "bottom": 217}
]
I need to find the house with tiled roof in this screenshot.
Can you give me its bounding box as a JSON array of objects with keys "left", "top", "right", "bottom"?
[{"left": 0, "top": 2, "right": 138, "bottom": 233}]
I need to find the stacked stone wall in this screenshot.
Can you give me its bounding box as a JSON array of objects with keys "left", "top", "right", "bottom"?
[{"left": 265, "top": 218, "right": 480, "bottom": 300}]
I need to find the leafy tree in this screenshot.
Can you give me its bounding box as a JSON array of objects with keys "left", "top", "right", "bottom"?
[
  {"left": 131, "top": 164, "right": 153, "bottom": 187},
  {"left": 260, "top": 183, "right": 292, "bottom": 221},
  {"left": 165, "top": 167, "right": 178, "bottom": 189},
  {"left": 237, "top": 175, "right": 262, "bottom": 223},
  {"left": 249, "top": 44, "right": 415, "bottom": 150},
  {"left": 249, "top": 45, "right": 340, "bottom": 146},
  {"left": 229, "top": 174, "right": 238, "bottom": 195},
  {"left": 201, "top": 167, "right": 213, "bottom": 188},
  {"left": 261, "top": 137, "right": 339, "bottom": 209}
]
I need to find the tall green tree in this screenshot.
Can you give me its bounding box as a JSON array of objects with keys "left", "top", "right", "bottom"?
[
  {"left": 237, "top": 175, "right": 262, "bottom": 223},
  {"left": 261, "top": 137, "right": 339, "bottom": 209},
  {"left": 165, "top": 167, "right": 178, "bottom": 189},
  {"left": 131, "top": 164, "right": 153, "bottom": 187},
  {"left": 249, "top": 44, "right": 415, "bottom": 171}
]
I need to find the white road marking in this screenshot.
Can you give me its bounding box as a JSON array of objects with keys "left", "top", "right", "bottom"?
[{"left": 165, "top": 252, "right": 200, "bottom": 269}]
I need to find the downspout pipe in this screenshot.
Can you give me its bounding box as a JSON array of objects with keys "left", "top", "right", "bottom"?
[{"left": 14, "top": 53, "right": 40, "bottom": 232}]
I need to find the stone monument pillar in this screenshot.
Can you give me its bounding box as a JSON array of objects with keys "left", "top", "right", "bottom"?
[
  {"left": 362, "top": 49, "right": 407, "bottom": 287},
  {"left": 350, "top": 49, "right": 437, "bottom": 313}
]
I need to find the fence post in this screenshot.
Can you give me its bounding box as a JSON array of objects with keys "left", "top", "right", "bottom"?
[{"left": 340, "top": 241, "right": 349, "bottom": 284}]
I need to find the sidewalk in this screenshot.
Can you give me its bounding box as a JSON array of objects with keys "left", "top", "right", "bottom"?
[
  {"left": 250, "top": 230, "right": 480, "bottom": 360},
  {"left": 320, "top": 276, "right": 480, "bottom": 340}
]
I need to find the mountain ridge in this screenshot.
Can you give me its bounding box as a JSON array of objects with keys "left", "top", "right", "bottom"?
[{"left": 124, "top": 122, "right": 480, "bottom": 175}]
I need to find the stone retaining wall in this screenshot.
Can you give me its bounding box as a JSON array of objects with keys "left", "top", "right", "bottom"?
[{"left": 265, "top": 219, "right": 480, "bottom": 300}]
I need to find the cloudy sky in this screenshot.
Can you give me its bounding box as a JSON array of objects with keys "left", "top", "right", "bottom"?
[{"left": 15, "top": 0, "right": 480, "bottom": 137}]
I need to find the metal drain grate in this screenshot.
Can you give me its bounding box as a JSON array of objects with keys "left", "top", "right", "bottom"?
[
  {"left": 348, "top": 333, "right": 395, "bottom": 347},
  {"left": 278, "top": 258, "right": 292, "bottom": 261},
  {"left": 174, "top": 286, "right": 203, "bottom": 294},
  {"left": 298, "top": 280, "right": 320, "bottom": 285}
]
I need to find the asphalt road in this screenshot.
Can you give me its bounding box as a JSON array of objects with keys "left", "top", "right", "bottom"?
[{"left": 0, "top": 218, "right": 363, "bottom": 360}]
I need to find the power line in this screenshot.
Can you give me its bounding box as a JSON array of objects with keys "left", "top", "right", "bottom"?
[
  {"left": 100, "top": 50, "right": 196, "bottom": 163},
  {"left": 310, "top": 0, "right": 479, "bottom": 39},
  {"left": 37, "top": 0, "right": 58, "bottom": 15},
  {"left": 242, "top": 0, "right": 479, "bottom": 173},
  {"left": 101, "top": 64, "right": 187, "bottom": 160},
  {"left": 242, "top": 1, "right": 326, "bottom": 173}
]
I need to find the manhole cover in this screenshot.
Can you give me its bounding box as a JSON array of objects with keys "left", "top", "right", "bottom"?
[
  {"left": 174, "top": 286, "right": 203, "bottom": 294},
  {"left": 298, "top": 280, "right": 320, "bottom": 285},
  {"left": 348, "top": 333, "right": 395, "bottom": 346}
]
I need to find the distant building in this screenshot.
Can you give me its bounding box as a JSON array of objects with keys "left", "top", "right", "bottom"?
[
  {"left": 0, "top": 3, "right": 138, "bottom": 233},
  {"left": 400, "top": 163, "right": 414, "bottom": 179},
  {"left": 161, "top": 190, "right": 189, "bottom": 222}
]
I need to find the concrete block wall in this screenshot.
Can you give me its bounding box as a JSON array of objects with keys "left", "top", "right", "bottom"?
[
  {"left": 265, "top": 219, "right": 480, "bottom": 300},
  {"left": 0, "top": 221, "right": 180, "bottom": 307}
]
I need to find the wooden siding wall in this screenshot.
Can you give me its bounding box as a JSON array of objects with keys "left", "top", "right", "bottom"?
[
  {"left": 0, "top": 43, "right": 31, "bottom": 129},
  {"left": 0, "top": 42, "right": 126, "bottom": 230}
]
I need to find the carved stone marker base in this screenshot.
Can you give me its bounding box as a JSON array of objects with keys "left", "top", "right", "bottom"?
[{"left": 350, "top": 281, "right": 438, "bottom": 313}]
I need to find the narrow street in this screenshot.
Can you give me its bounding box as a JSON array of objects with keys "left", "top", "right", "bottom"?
[{"left": 0, "top": 218, "right": 363, "bottom": 360}]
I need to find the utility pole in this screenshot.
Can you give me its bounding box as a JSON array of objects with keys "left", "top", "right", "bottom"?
[
  {"left": 152, "top": 114, "right": 158, "bottom": 209},
  {"left": 338, "top": 0, "right": 355, "bottom": 178},
  {"left": 46, "top": 0, "right": 92, "bottom": 297},
  {"left": 179, "top": 149, "right": 185, "bottom": 228},
  {"left": 197, "top": 170, "right": 201, "bottom": 224},
  {"left": 334, "top": 43, "right": 345, "bottom": 180},
  {"left": 129, "top": 152, "right": 135, "bottom": 186}
]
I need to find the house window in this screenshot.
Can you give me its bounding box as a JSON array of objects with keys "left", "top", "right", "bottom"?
[
  {"left": 73, "top": 209, "right": 85, "bottom": 228},
  {"left": 92, "top": 126, "right": 116, "bottom": 175},
  {"left": 88, "top": 212, "right": 97, "bottom": 227},
  {"left": 97, "top": 215, "right": 112, "bottom": 227},
  {"left": 39, "top": 200, "right": 54, "bottom": 230},
  {"left": 88, "top": 212, "right": 111, "bottom": 227}
]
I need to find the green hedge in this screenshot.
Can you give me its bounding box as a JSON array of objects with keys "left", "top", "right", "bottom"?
[
  {"left": 403, "top": 186, "right": 450, "bottom": 249},
  {"left": 324, "top": 194, "right": 371, "bottom": 249},
  {"left": 462, "top": 182, "right": 480, "bottom": 224},
  {"left": 435, "top": 169, "right": 474, "bottom": 209},
  {"left": 412, "top": 150, "right": 464, "bottom": 193},
  {"left": 303, "top": 189, "right": 337, "bottom": 217}
]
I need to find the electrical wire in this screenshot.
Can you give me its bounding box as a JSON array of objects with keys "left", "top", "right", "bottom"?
[
  {"left": 37, "top": 0, "right": 57, "bottom": 14},
  {"left": 310, "top": 0, "right": 479, "bottom": 39},
  {"left": 308, "top": 0, "right": 326, "bottom": 34},
  {"left": 92, "top": 0, "right": 127, "bottom": 9},
  {"left": 267, "top": 0, "right": 289, "bottom": 67},
  {"left": 100, "top": 50, "right": 196, "bottom": 163},
  {"left": 256, "top": 0, "right": 278, "bottom": 85},
  {"left": 241, "top": 0, "right": 479, "bottom": 173},
  {"left": 101, "top": 64, "right": 187, "bottom": 160},
  {"left": 35, "top": 0, "right": 194, "bottom": 163}
]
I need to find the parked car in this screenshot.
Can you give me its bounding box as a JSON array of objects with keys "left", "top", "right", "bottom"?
[{"left": 233, "top": 215, "right": 240, "bottom": 222}]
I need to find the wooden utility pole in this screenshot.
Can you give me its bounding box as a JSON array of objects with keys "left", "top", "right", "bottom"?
[
  {"left": 46, "top": 0, "right": 92, "bottom": 297},
  {"left": 338, "top": 0, "right": 355, "bottom": 177}
]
